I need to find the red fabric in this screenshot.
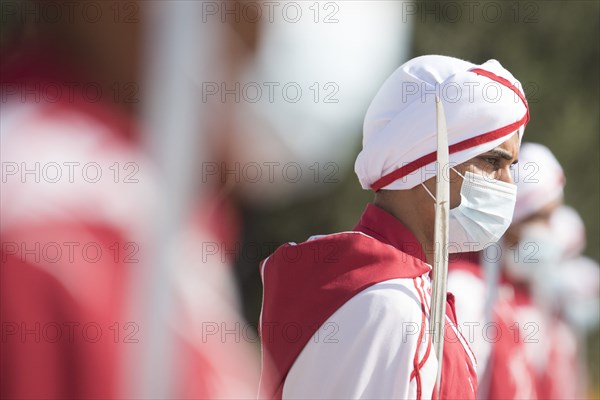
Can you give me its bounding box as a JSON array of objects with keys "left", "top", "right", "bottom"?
[
  {"left": 259, "top": 204, "right": 477, "bottom": 399},
  {"left": 1, "top": 222, "right": 131, "bottom": 398},
  {"left": 535, "top": 318, "right": 582, "bottom": 399},
  {"left": 1, "top": 254, "right": 84, "bottom": 399},
  {"left": 484, "top": 306, "right": 535, "bottom": 399},
  {"left": 470, "top": 68, "right": 528, "bottom": 107},
  {"left": 1, "top": 224, "right": 237, "bottom": 400},
  {"left": 434, "top": 293, "right": 478, "bottom": 400},
  {"left": 0, "top": 47, "right": 139, "bottom": 144}
]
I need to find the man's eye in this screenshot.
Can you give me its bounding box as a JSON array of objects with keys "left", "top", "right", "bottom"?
[{"left": 485, "top": 157, "right": 498, "bottom": 167}]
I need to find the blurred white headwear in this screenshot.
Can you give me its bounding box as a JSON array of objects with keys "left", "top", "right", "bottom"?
[
  {"left": 355, "top": 55, "right": 529, "bottom": 191},
  {"left": 513, "top": 142, "right": 565, "bottom": 222},
  {"left": 553, "top": 256, "right": 600, "bottom": 331},
  {"left": 550, "top": 205, "right": 586, "bottom": 260}
]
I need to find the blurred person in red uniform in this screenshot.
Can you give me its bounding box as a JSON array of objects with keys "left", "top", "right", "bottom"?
[
  {"left": 549, "top": 206, "right": 600, "bottom": 345},
  {"left": 507, "top": 201, "right": 598, "bottom": 399},
  {"left": 499, "top": 142, "right": 582, "bottom": 399},
  {"left": 448, "top": 250, "right": 538, "bottom": 399},
  {"left": 501, "top": 143, "right": 599, "bottom": 399},
  {"left": 1, "top": 1, "right": 257, "bottom": 398},
  {"left": 539, "top": 205, "right": 599, "bottom": 399},
  {"left": 259, "top": 55, "right": 529, "bottom": 399}
]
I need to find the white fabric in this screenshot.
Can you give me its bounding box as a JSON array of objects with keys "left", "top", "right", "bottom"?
[
  {"left": 513, "top": 142, "right": 565, "bottom": 222},
  {"left": 448, "top": 171, "right": 517, "bottom": 252},
  {"left": 355, "top": 55, "right": 528, "bottom": 190},
  {"left": 553, "top": 256, "right": 600, "bottom": 331},
  {"left": 0, "top": 101, "right": 157, "bottom": 240},
  {"left": 550, "top": 205, "right": 586, "bottom": 260},
  {"left": 446, "top": 271, "right": 491, "bottom": 378},
  {"left": 283, "top": 278, "right": 440, "bottom": 399},
  {"left": 502, "top": 222, "right": 564, "bottom": 285}
]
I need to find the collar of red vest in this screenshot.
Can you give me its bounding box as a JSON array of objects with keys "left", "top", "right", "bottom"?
[{"left": 353, "top": 203, "right": 428, "bottom": 264}]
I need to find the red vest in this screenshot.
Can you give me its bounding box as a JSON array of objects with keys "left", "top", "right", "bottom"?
[{"left": 259, "top": 204, "right": 477, "bottom": 399}]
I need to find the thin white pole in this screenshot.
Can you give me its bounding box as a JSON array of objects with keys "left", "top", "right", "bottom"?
[
  {"left": 135, "top": 2, "right": 207, "bottom": 398},
  {"left": 431, "top": 96, "right": 450, "bottom": 399}
]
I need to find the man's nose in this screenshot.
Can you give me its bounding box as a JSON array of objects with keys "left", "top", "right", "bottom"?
[{"left": 498, "top": 166, "right": 515, "bottom": 184}]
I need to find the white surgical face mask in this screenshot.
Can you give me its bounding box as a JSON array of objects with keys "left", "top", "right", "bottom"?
[
  {"left": 422, "top": 169, "right": 517, "bottom": 253},
  {"left": 502, "top": 223, "right": 564, "bottom": 284}
]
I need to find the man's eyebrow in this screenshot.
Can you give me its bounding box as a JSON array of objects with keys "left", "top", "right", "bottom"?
[{"left": 487, "top": 148, "right": 514, "bottom": 161}]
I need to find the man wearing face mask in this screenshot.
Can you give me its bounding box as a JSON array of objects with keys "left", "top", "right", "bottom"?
[{"left": 258, "top": 55, "right": 529, "bottom": 399}]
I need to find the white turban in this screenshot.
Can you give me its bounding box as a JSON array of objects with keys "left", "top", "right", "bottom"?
[
  {"left": 550, "top": 205, "right": 585, "bottom": 260},
  {"left": 355, "top": 55, "right": 529, "bottom": 191},
  {"left": 513, "top": 142, "right": 565, "bottom": 222}
]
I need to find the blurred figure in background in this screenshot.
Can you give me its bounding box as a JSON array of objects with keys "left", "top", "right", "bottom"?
[
  {"left": 447, "top": 157, "right": 539, "bottom": 399},
  {"left": 449, "top": 141, "right": 599, "bottom": 397},
  {"left": 499, "top": 142, "right": 565, "bottom": 398},
  {"left": 549, "top": 206, "right": 600, "bottom": 348},
  {"left": 1, "top": 1, "right": 258, "bottom": 398},
  {"left": 1, "top": 2, "right": 152, "bottom": 396},
  {"left": 2, "top": 1, "right": 413, "bottom": 398},
  {"left": 541, "top": 205, "right": 600, "bottom": 399},
  {"left": 506, "top": 200, "right": 599, "bottom": 398},
  {"left": 499, "top": 142, "right": 598, "bottom": 399}
]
